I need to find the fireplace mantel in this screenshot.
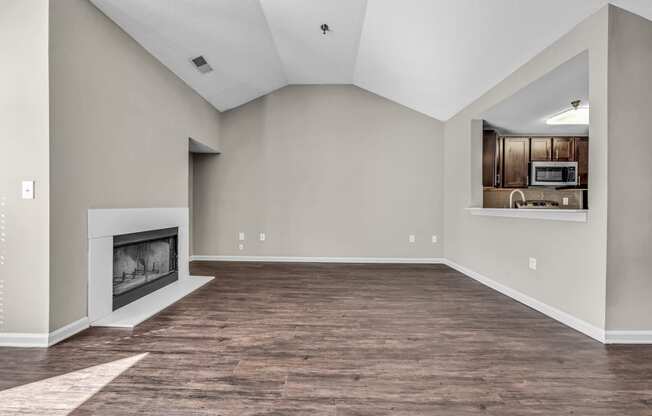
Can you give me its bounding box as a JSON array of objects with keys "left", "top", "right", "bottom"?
[{"left": 87, "top": 208, "right": 212, "bottom": 327}]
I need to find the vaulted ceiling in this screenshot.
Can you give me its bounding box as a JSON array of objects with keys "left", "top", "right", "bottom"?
[{"left": 91, "top": 0, "right": 652, "bottom": 121}]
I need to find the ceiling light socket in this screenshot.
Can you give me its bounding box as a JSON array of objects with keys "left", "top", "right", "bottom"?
[{"left": 320, "top": 24, "right": 330, "bottom": 35}]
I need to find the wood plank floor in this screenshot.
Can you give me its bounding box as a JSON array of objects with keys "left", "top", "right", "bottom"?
[{"left": 1, "top": 262, "right": 652, "bottom": 415}]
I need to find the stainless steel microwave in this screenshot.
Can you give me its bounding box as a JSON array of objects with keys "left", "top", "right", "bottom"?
[{"left": 530, "top": 161, "right": 578, "bottom": 186}]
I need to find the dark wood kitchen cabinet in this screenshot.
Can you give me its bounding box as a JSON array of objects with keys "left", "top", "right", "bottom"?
[
  {"left": 531, "top": 138, "right": 552, "bottom": 160},
  {"left": 481, "top": 134, "right": 589, "bottom": 189},
  {"left": 502, "top": 137, "right": 530, "bottom": 188},
  {"left": 552, "top": 137, "right": 574, "bottom": 161},
  {"left": 574, "top": 137, "right": 589, "bottom": 186},
  {"left": 482, "top": 130, "right": 501, "bottom": 187}
]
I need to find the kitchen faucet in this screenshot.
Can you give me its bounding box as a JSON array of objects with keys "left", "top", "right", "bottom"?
[{"left": 509, "top": 189, "right": 526, "bottom": 208}]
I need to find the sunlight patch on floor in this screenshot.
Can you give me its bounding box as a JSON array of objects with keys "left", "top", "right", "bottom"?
[{"left": 0, "top": 353, "right": 148, "bottom": 415}]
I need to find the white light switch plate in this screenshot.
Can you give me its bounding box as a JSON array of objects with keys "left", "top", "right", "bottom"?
[
  {"left": 238, "top": 232, "right": 245, "bottom": 241},
  {"left": 259, "top": 233, "right": 266, "bottom": 241},
  {"left": 432, "top": 235, "right": 438, "bottom": 243},
  {"left": 409, "top": 235, "right": 416, "bottom": 243},
  {"left": 562, "top": 197, "right": 569, "bottom": 206},
  {"left": 22, "top": 181, "right": 34, "bottom": 199},
  {"left": 529, "top": 257, "right": 537, "bottom": 270}
]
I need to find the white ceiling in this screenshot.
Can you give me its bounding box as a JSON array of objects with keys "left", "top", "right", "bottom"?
[
  {"left": 481, "top": 52, "right": 589, "bottom": 136},
  {"left": 90, "top": 0, "right": 287, "bottom": 111},
  {"left": 91, "top": 0, "right": 652, "bottom": 119},
  {"left": 259, "top": 0, "right": 367, "bottom": 84}
]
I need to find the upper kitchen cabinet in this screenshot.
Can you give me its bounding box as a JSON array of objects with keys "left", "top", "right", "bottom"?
[
  {"left": 502, "top": 137, "right": 530, "bottom": 188},
  {"left": 482, "top": 130, "right": 500, "bottom": 187},
  {"left": 531, "top": 138, "right": 552, "bottom": 160},
  {"left": 574, "top": 137, "right": 589, "bottom": 186},
  {"left": 481, "top": 135, "right": 589, "bottom": 188},
  {"left": 552, "top": 137, "right": 574, "bottom": 160}
]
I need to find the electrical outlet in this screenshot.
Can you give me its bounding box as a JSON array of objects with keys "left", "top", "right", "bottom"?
[
  {"left": 409, "top": 235, "right": 416, "bottom": 243},
  {"left": 529, "top": 257, "right": 537, "bottom": 270},
  {"left": 238, "top": 232, "right": 245, "bottom": 241},
  {"left": 238, "top": 243, "right": 244, "bottom": 250},
  {"left": 259, "top": 232, "right": 266, "bottom": 242},
  {"left": 432, "top": 235, "right": 438, "bottom": 243},
  {"left": 562, "top": 197, "right": 569, "bottom": 206}
]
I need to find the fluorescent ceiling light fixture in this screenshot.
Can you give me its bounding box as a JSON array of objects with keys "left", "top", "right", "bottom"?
[{"left": 546, "top": 106, "right": 589, "bottom": 125}]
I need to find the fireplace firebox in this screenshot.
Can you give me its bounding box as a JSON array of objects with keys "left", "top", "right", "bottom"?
[{"left": 112, "top": 227, "right": 179, "bottom": 310}]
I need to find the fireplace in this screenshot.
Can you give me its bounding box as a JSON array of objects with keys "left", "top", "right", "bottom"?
[{"left": 112, "top": 227, "right": 179, "bottom": 310}]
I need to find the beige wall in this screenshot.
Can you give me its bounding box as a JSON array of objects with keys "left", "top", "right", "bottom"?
[
  {"left": 8, "top": 0, "right": 648, "bottom": 339},
  {"left": 49, "top": 0, "right": 221, "bottom": 331},
  {"left": 443, "top": 7, "right": 610, "bottom": 329},
  {"left": 193, "top": 85, "right": 444, "bottom": 259},
  {"left": 0, "top": 0, "right": 50, "bottom": 334},
  {"left": 606, "top": 8, "right": 652, "bottom": 331}
]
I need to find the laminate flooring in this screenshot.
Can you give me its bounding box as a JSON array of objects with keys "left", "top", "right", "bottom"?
[{"left": 1, "top": 262, "right": 651, "bottom": 415}]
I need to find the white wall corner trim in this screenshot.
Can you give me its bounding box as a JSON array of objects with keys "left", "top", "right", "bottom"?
[
  {"left": 605, "top": 331, "right": 652, "bottom": 344},
  {"left": 48, "top": 317, "right": 90, "bottom": 347},
  {"left": 190, "top": 255, "right": 445, "bottom": 264},
  {"left": 442, "top": 259, "right": 606, "bottom": 343},
  {"left": 0, "top": 317, "right": 90, "bottom": 348}
]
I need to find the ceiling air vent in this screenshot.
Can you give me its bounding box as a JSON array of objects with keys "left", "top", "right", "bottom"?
[{"left": 191, "top": 55, "right": 213, "bottom": 74}]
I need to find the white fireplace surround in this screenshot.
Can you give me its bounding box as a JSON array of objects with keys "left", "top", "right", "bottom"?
[{"left": 88, "top": 208, "right": 211, "bottom": 327}]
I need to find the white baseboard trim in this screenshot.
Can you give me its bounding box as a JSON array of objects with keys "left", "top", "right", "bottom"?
[
  {"left": 605, "top": 330, "right": 652, "bottom": 344},
  {"left": 0, "top": 332, "right": 49, "bottom": 348},
  {"left": 191, "top": 255, "right": 445, "bottom": 264},
  {"left": 48, "top": 317, "right": 90, "bottom": 346},
  {"left": 0, "top": 317, "right": 89, "bottom": 348},
  {"left": 442, "top": 259, "right": 607, "bottom": 344}
]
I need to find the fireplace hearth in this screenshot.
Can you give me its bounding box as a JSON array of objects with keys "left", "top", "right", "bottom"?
[{"left": 112, "top": 227, "right": 179, "bottom": 310}]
